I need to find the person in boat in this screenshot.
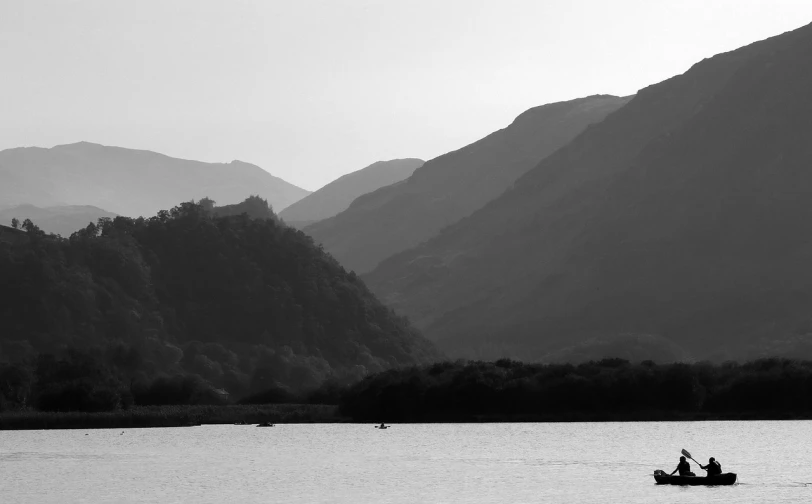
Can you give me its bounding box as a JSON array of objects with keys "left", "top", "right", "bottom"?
[
  {"left": 670, "top": 456, "right": 695, "bottom": 476},
  {"left": 700, "top": 457, "right": 722, "bottom": 477},
  {"left": 379, "top": 423, "right": 386, "bottom": 429}
]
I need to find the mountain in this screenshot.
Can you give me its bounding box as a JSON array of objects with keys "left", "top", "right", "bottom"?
[
  {"left": 0, "top": 198, "right": 440, "bottom": 397},
  {"left": 365, "top": 22, "right": 812, "bottom": 362},
  {"left": 0, "top": 204, "right": 117, "bottom": 237},
  {"left": 279, "top": 159, "right": 424, "bottom": 228},
  {"left": 305, "top": 95, "right": 630, "bottom": 273},
  {"left": 0, "top": 142, "right": 310, "bottom": 217}
]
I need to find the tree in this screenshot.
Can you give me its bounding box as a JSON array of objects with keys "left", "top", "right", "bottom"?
[
  {"left": 198, "top": 197, "right": 216, "bottom": 213},
  {"left": 10, "top": 218, "right": 19, "bottom": 229},
  {"left": 21, "top": 219, "right": 43, "bottom": 236}
]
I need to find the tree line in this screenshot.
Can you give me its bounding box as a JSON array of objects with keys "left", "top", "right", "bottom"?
[
  {"left": 4, "top": 353, "right": 811, "bottom": 421},
  {"left": 0, "top": 348, "right": 345, "bottom": 412},
  {"left": 338, "top": 358, "right": 812, "bottom": 421}
]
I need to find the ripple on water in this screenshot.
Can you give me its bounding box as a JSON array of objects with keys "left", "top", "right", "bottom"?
[{"left": 0, "top": 421, "right": 811, "bottom": 504}]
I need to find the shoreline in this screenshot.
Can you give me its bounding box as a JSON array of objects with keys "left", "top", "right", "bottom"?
[
  {"left": 2, "top": 406, "right": 811, "bottom": 430},
  {"left": 0, "top": 404, "right": 346, "bottom": 430}
]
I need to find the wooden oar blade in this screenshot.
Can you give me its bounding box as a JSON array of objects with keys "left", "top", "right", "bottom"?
[{"left": 681, "top": 448, "right": 692, "bottom": 459}]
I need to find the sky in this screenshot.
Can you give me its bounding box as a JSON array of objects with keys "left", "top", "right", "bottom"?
[{"left": 2, "top": 1, "right": 812, "bottom": 191}]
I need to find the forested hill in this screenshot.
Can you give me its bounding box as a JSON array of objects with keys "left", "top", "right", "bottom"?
[
  {"left": 305, "top": 95, "right": 630, "bottom": 274},
  {"left": 0, "top": 198, "right": 440, "bottom": 400},
  {"left": 365, "top": 21, "right": 812, "bottom": 362}
]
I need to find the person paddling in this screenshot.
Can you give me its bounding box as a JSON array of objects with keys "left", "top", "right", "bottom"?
[
  {"left": 670, "top": 456, "right": 695, "bottom": 476},
  {"left": 700, "top": 457, "right": 722, "bottom": 477}
]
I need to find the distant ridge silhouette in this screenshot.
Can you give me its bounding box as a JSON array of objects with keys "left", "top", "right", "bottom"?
[
  {"left": 279, "top": 158, "right": 424, "bottom": 228},
  {"left": 0, "top": 142, "right": 310, "bottom": 217},
  {"left": 0, "top": 204, "right": 117, "bottom": 237},
  {"left": 306, "top": 95, "right": 630, "bottom": 273},
  {"left": 365, "top": 21, "right": 812, "bottom": 362}
]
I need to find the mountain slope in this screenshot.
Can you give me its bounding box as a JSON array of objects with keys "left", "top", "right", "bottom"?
[
  {"left": 0, "top": 204, "right": 117, "bottom": 237},
  {"left": 279, "top": 158, "right": 424, "bottom": 227},
  {"left": 0, "top": 142, "right": 310, "bottom": 217},
  {"left": 305, "top": 95, "right": 630, "bottom": 273},
  {"left": 365, "top": 22, "right": 812, "bottom": 361},
  {"left": 0, "top": 198, "right": 440, "bottom": 395}
]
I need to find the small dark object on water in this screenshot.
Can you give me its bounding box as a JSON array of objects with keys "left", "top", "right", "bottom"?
[
  {"left": 233, "top": 421, "right": 248, "bottom": 425},
  {"left": 653, "top": 469, "right": 737, "bottom": 486},
  {"left": 375, "top": 422, "right": 389, "bottom": 429},
  {"left": 256, "top": 422, "right": 274, "bottom": 427}
]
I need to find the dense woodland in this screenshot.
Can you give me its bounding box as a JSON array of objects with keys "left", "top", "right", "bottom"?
[
  {"left": 0, "top": 197, "right": 438, "bottom": 412},
  {"left": 338, "top": 358, "right": 812, "bottom": 422}
]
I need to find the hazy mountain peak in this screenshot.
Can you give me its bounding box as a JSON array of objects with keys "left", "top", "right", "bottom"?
[
  {"left": 0, "top": 204, "right": 117, "bottom": 237},
  {"left": 0, "top": 142, "right": 310, "bottom": 217},
  {"left": 229, "top": 159, "right": 257, "bottom": 167},
  {"left": 304, "top": 94, "right": 630, "bottom": 274},
  {"left": 279, "top": 158, "right": 424, "bottom": 227},
  {"left": 53, "top": 140, "right": 105, "bottom": 149},
  {"left": 364, "top": 21, "right": 812, "bottom": 362}
]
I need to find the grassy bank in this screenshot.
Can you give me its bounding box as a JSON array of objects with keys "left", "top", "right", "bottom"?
[{"left": 0, "top": 404, "right": 346, "bottom": 430}]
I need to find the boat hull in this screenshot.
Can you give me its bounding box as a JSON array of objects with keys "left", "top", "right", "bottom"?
[{"left": 654, "top": 473, "right": 737, "bottom": 486}]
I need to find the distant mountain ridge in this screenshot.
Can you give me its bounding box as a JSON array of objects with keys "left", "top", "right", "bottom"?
[
  {"left": 365, "top": 21, "right": 812, "bottom": 362},
  {"left": 279, "top": 158, "right": 424, "bottom": 228},
  {"left": 0, "top": 204, "right": 117, "bottom": 237},
  {"left": 0, "top": 142, "right": 310, "bottom": 217},
  {"left": 305, "top": 95, "right": 631, "bottom": 273}
]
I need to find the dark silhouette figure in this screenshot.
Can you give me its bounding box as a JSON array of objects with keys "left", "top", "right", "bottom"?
[
  {"left": 670, "top": 456, "right": 695, "bottom": 476},
  {"left": 701, "top": 457, "right": 722, "bottom": 477}
]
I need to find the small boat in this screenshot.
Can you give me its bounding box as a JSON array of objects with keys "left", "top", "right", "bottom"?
[
  {"left": 256, "top": 422, "right": 275, "bottom": 427},
  {"left": 653, "top": 470, "right": 737, "bottom": 486},
  {"left": 375, "top": 424, "right": 389, "bottom": 429}
]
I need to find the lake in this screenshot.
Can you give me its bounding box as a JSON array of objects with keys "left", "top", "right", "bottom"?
[{"left": 1, "top": 421, "right": 810, "bottom": 503}]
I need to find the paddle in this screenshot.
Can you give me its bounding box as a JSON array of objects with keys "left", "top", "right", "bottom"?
[{"left": 681, "top": 448, "right": 701, "bottom": 467}]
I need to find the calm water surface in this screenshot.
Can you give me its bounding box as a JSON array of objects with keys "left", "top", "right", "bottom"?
[{"left": 1, "top": 421, "right": 810, "bottom": 503}]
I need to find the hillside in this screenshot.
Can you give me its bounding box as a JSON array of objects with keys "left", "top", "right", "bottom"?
[
  {"left": 305, "top": 95, "right": 630, "bottom": 273},
  {"left": 0, "top": 204, "right": 117, "bottom": 237},
  {"left": 0, "top": 142, "right": 310, "bottom": 217},
  {"left": 279, "top": 158, "right": 424, "bottom": 228},
  {"left": 365, "top": 22, "right": 812, "bottom": 362},
  {"left": 0, "top": 198, "right": 440, "bottom": 398}
]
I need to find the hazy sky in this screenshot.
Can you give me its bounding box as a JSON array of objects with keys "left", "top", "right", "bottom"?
[{"left": 2, "top": 1, "right": 811, "bottom": 190}]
